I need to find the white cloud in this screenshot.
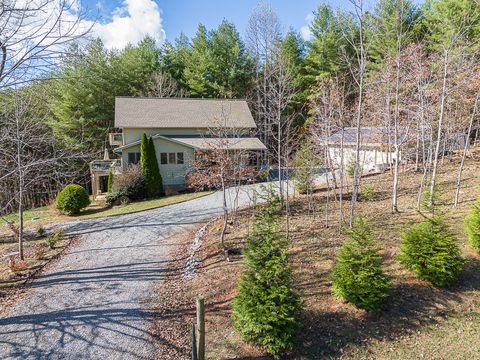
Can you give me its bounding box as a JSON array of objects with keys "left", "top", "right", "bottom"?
[
  {"left": 300, "top": 12, "right": 314, "bottom": 41},
  {"left": 93, "top": 0, "right": 166, "bottom": 49}
]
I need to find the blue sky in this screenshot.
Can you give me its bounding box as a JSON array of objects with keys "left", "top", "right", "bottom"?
[{"left": 82, "top": 0, "right": 423, "bottom": 49}]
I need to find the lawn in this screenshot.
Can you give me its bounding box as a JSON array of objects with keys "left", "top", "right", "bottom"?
[
  {"left": 151, "top": 156, "right": 480, "bottom": 359},
  {"left": 1, "top": 191, "right": 211, "bottom": 237}
]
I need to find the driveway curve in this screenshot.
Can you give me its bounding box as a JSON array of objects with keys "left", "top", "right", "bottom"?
[{"left": 0, "top": 184, "right": 267, "bottom": 359}]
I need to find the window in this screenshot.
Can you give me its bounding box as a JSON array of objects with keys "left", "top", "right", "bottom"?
[
  {"left": 160, "top": 152, "right": 184, "bottom": 165},
  {"left": 160, "top": 153, "right": 168, "bottom": 164},
  {"left": 177, "top": 152, "right": 184, "bottom": 164},
  {"left": 128, "top": 152, "right": 141, "bottom": 165}
]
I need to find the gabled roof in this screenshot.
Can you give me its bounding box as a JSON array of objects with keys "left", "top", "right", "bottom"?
[
  {"left": 115, "top": 97, "right": 257, "bottom": 129},
  {"left": 113, "top": 134, "right": 266, "bottom": 153},
  {"left": 170, "top": 137, "right": 266, "bottom": 150},
  {"left": 326, "top": 127, "right": 415, "bottom": 146}
]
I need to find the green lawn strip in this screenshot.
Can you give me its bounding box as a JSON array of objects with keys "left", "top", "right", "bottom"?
[
  {"left": 1, "top": 191, "right": 212, "bottom": 235},
  {"left": 75, "top": 191, "right": 212, "bottom": 220}
]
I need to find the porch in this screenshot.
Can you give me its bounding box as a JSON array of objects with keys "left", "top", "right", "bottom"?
[{"left": 89, "top": 159, "right": 122, "bottom": 200}]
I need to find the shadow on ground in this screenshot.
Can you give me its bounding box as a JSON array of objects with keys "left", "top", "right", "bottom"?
[{"left": 290, "top": 257, "right": 480, "bottom": 359}]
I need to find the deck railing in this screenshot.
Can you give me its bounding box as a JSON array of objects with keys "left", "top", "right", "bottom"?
[
  {"left": 90, "top": 159, "right": 121, "bottom": 172},
  {"left": 109, "top": 133, "right": 123, "bottom": 146}
]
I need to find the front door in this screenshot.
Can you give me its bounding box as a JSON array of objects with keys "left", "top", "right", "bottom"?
[{"left": 99, "top": 175, "right": 109, "bottom": 193}]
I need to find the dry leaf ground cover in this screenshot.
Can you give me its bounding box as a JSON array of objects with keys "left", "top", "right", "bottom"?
[
  {"left": 154, "top": 156, "right": 480, "bottom": 359},
  {"left": 0, "top": 233, "right": 76, "bottom": 313}
]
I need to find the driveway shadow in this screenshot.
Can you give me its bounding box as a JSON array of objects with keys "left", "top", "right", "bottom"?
[{"left": 0, "top": 303, "right": 182, "bottom": 359}]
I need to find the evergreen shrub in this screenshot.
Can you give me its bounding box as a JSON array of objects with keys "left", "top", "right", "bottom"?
[
  {"left": 55, "top": 184, "right": 90, "bottom": 215},
  {"left": 293, "top": 139, "right": 320, "bottom": 195},
  {"left": 399, "top": 215, "right": 464, "bottom": 286},
  {"left": 232, "top": 189, "right": 301, "bottom": 358},
  {"left": 465, "top": 200, "right": 480, "bottom": 252},
  {"left": 331, "top": 217, "right": 391, "bottom": 311}
]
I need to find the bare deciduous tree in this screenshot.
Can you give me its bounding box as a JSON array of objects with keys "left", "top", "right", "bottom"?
[
  {"left": 141, "top": 71, "right": 188, "bottom": 98},
  {"left": 0, "top": 91, "right": 89, "bottom": 259},
  {"left": 186, "top": 108, "right": 258, "bottom": 257},
  {"left": 246, "top": 2, "right": 282, "bottom": 165},
  {"left": 341, "top": 0, "right": 374, "bottom": 224},
  {"left": 0, "top": 0, "right": 91, "bottom": 88},
  {"left": 262, "top": 45, "right": 296, "bottom": 195},
  {"left": 311, "top": 75, "right": 353, "bottom": 227}
]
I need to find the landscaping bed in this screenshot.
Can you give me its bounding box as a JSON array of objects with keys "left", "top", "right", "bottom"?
[
  {"left": 0, "top": 230, "right": 77, "bottom": 313},
  {"left": 152, "top": 157, "right": 480, "bottom": 359}
]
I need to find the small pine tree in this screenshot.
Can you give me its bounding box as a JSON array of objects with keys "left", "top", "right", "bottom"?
[
  {"left": 293, "top": 139, "right": 320, "bottom": 195},
  {"left": 107, "top": 169, "right": 113, "bottom": 193},
  {"left": 232, "top": 190, "right": 301, "bottom": 358},
  {"left": 399, "top": 214, "right": 464, "bottom": 286},
  {"left": 465, "top": 199, "right": 480, "bottom": 253},
  {"left": 331, "top": 217, "right": 391, "bottom": 311},
  {"left": 140, "top": 134, "right": 164, "bottom": 197}
]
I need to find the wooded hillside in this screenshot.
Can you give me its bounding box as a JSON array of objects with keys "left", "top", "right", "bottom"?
[{"left": 1, "top": 0, "right": 479, "bottom": 219}]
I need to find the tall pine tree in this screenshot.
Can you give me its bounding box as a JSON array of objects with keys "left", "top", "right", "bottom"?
[
  {"left": 148, "top": 137, "right": 164, "bottom": 196},
  {"left": 140, "top": 134, "right": 163, "bottom": 198}
]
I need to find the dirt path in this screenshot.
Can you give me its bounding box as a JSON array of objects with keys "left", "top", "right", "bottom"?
[{"left": 0, "top": 184, "right": 266, "bottom": 359}]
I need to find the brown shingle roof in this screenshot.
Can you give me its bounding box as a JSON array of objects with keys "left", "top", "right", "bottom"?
[
  {"left": 115, "top": 97, "right": 257, "bottom": 129},
  {"left": 113, "top": 135, "right": 266, "bottom": 152},
  {"left": 170, "top": 137, "right": 267, "bottom": 150}
]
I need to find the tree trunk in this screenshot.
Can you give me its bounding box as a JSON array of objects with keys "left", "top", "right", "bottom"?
[
  {"left": 17, "top": 114, "right": 24, "bottom": 260},
  {"left": 220, "top": 176, "right": 228, "bottom": 254},
  {"left": 454, "top": 93, "right": 479, "bottom": 206},
  {"left": 277, "top": 116, "right": 282, "bottom": 196},
  {"left": 339, "top": 129, "right": 345, "bottom": 227},
  {"left": 18, "top": 184, "right": 24, "bottom": 260},
  {"left": 429, "top": 50, "right": 449, "bottom": 206}
]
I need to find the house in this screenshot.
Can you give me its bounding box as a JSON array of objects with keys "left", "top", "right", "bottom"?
[
  {"left": 90, "top": 97, "right": 266, "bottom": 198},
  {"left": 325, "top": 127, "right": 417, "bottom": 173},
  {"left": 325, "top": 127, "right": 468, "bottom": 174}
]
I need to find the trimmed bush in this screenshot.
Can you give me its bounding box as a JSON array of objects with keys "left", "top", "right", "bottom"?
[
  {"left": 107, "top": 164, "right": 145, "bottom": 207},
  {"left": 465, "top": 199, "right": 480, "bottom": 253},
  {"left": 399, "top": 215, "right": 464, "bottom": 286},
  {"left": 293, "top": 139, "right": 320, "bottom": 195},
  {"left": 140, "top": 134, "right": 164, "bottom": 198},
  {"left": 331, "top": 217, "right": 391, "bottom": 311},
  {"left": 55, "top": 184, "right": 90, "bottom": 215},
  {"left": 232, "top": 189, "right": 301, "bottom": 358}
]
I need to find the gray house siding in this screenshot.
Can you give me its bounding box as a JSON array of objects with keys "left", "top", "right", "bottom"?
[{"left": 121, "top": 138, "right": 194, "bottom": 187}]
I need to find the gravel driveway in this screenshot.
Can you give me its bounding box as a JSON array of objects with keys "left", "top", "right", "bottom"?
[{"left": 0, "top": 184, "right": 268, "bottom": 359}]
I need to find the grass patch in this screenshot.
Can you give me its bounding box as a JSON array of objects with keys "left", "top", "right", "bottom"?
[
  {"left": 1, "top": 191, "right": 211, "bottom": 237},
  {"left": 75, "top": 191, "right": 212, "bottom": 220}
]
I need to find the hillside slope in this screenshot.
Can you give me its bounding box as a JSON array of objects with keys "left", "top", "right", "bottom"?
[{"left": 153, "top": 156, "right": 480, "bottom": 359}]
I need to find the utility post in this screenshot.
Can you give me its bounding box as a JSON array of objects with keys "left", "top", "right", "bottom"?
[{"left": 196, "top": 296, "right": 205, "bottom": 360}]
